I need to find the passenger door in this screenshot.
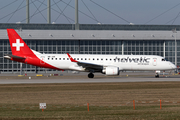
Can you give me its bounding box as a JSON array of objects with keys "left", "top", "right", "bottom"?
[{"left": 153, "top": 58, "right": 157, "bottom": 66}]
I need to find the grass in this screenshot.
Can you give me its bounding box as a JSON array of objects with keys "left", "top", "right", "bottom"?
[
  {"left": 0, "top": 82, "right": 180, "bottom": 119},
  {"left": 1, "top": 104, "right": 180, "bottom": 120}
]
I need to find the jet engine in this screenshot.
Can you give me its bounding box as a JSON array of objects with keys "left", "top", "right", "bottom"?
[{"left": 102, "top": 67, "right": 120, "bottom": 75}]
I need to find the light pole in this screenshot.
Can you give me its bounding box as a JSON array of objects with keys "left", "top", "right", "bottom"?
[{"left": 172, "top": 28, "right": 177, "bottom": 72}]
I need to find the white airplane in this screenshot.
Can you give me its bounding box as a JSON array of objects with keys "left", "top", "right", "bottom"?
[{"left": 4, "top": 29, "right": 176, "bottom": 78}]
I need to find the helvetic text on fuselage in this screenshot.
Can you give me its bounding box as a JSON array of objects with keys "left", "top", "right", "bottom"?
[{"left": 114, "top": 57, "right": 150, "bottom": 65}]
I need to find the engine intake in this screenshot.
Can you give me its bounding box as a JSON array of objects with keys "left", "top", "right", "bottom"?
[{"left": 102, "top": 67, "right": 119, "bottom": 75}]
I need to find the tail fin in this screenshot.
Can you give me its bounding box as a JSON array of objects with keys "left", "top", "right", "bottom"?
[{"left": 7, "top": 29, "right": 36, "bottom": 57}]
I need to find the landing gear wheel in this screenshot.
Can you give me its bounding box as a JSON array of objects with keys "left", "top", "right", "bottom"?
[
  {"left": 155, "top": 74, "right": 159, "bottom": 78},
  {"left": 88, "top": 73, "right": 94, "bottom": 78}
]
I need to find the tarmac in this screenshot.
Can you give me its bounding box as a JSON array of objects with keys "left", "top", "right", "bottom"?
[{"left": 0, "top": 71, "right": 179, "bottom": 84}]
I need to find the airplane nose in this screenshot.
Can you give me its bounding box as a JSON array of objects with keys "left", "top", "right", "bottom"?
[
  {"left": 171, "top": 63, "right": 176, "bottom": 69},
  {"left": 169, "top": 62, "right": 176, "bottom": 69}
]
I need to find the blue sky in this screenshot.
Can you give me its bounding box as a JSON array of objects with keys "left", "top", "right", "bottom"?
[{"left": 0, "top": 0, "right": 180, "bottom": 25}]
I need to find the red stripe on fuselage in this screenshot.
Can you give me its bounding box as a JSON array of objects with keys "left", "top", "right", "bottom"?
[{"left": 12, "top": 56, "right": 64, "bottom": 71}]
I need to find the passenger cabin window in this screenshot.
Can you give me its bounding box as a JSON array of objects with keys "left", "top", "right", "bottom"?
[
  {"left": 56, "top": 58, "right": 57, "bottom": 60},
  {"left": 67, "top": 58, "right": 69, "bottom": 60},
  {"left": 59, "top": 58, "right": 61, "bottom": 60},
  {"left": 81, "top": 58, "right": 83, "bottom": 60},
  {"left": 63, "top": 58, "right": 65, "bottom": 60},
  {"left": 48, "top": 58, "right": 50, "bottom": 60}
]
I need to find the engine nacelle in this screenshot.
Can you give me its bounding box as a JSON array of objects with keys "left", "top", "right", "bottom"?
[{"left": 102, "top": 67, "right": 119, "bottom": 75}]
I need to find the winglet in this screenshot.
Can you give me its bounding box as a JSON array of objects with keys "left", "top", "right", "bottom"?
[{"left": 67, "top": 53, "right": 78, "bottom": 62}]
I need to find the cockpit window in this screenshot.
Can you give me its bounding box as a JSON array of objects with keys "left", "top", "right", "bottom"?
[{"left": 162, "top": 58, "right": 166, "bottom": 61}]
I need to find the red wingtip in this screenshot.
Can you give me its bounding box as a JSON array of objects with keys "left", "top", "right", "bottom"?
[{"left": 67, "top": 53, "right": 78, "bottom": 62}]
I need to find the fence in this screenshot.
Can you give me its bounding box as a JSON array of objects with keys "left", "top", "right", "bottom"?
[{"left": 0, "top": 99, "right": 180, "bottom": 111}]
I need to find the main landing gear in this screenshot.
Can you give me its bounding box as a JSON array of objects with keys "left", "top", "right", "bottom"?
[{"left": 88, "top": 73, "right": 94, "bottom": 78}]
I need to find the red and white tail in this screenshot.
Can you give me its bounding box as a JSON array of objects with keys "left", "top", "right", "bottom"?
[
  {"left": 7, "top": 29, "right": 36, "bottom": 57},
  {"left": 6, "top": 29, "right": 63, "bottom": 71}
]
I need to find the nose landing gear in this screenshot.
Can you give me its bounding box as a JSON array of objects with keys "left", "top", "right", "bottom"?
[
  {"left": 155, "top": 73, "right": 159, "bottom": 78},
  {"left": 88, "top": 73, "right": 94, "bottom": 78},
  {"left": 155, "top": 70, "right": 160, "bottom": 78}
]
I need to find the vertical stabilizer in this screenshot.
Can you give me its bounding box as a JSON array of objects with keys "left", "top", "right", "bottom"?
[{"left": 7, "top": 29, "right": 36, "bottom": 57}]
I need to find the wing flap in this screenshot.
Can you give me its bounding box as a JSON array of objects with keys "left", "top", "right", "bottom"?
[{"left": 77, "top": 62, "right": 103, "bottom": 69}]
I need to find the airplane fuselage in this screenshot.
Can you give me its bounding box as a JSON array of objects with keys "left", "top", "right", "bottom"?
[{"left": 33, "top": 54, "right": 175, "bottom": 72}]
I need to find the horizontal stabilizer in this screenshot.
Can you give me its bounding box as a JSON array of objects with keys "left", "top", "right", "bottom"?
[{"left": 4, "top": 54, "right": 25, "bottom": 60}]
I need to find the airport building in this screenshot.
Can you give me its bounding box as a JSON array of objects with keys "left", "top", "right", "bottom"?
[
  {"left": 0, "top": 24, "right": 180, "bottom": 73},
  {"left": 0, "top": 1, "right": 180, "bottom": 73}
]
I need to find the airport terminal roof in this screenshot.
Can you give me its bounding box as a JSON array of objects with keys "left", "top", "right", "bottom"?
[{"left": 0, "top": 23, "right": 180, "bottom": 31}]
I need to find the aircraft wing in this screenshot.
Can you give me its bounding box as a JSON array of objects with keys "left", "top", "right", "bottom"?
[
  {"left": 67, "top": 53, "right": 103, "bottom": 70},
  {"left": 77, "top": 61, "right": 103, "bottom": 70},
  {"left": 4, "top": 54, "right": 26, "bottom": 60}
]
